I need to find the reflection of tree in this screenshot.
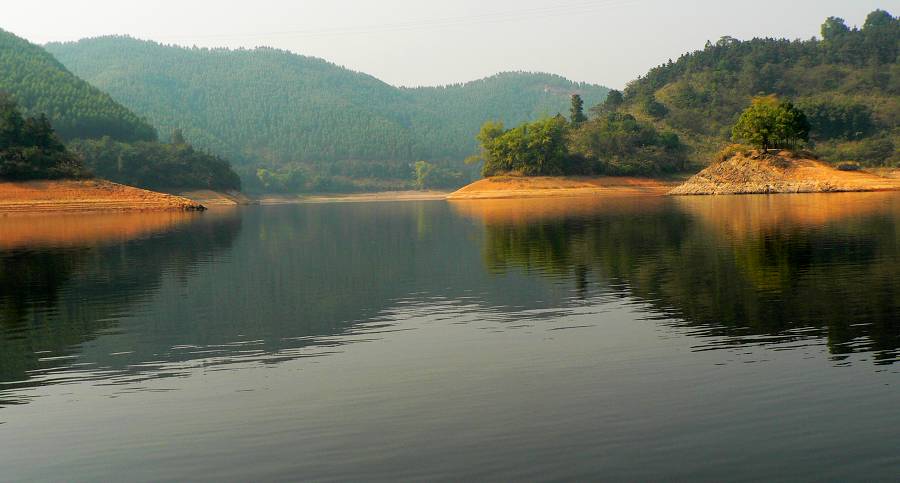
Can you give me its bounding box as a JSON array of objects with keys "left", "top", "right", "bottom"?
[
  {"left": 480, "top": 201, "right": 900, "bottom": 363},
  {"left": 0, "top": 212, "right": 243, "bottom": 389}
]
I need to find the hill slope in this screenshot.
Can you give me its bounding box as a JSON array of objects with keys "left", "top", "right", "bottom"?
[
  {"left": 609, "top": 9, "right": 899, "bottom": 167},
  {"left": 0, "top": 29, "right": 156, "bottom": 142},
  {"left": 45, "top": 37, "right": 609, "bottom": 167}
]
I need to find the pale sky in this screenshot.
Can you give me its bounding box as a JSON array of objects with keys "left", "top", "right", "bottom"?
[{"left": 3, "top": 0, "right": 896, "bottom": 88}]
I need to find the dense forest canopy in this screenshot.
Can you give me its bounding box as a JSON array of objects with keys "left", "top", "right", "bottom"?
[
  {"left": 607, "top": 9, "right": 899, "bottom": 166},
  {"left": 0, "top": 29, "right": 156, "bottom": 142},
  {"left": 0, "top": 94, "right": 86, "bottom": 179},
  {"left": 45, "top": 37, "right": 608, "bottom": 189},
  {"left": 0, "top": 29, "right": 242, "bottom": 190},
  {"left": 70, "top": 134, "right": 241, "bottom": 191}
]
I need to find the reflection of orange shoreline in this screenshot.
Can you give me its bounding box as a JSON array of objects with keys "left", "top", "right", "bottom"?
[
  {"left": 447, "top": 176, "right": 677, "bottom": 200},
  {"left": 0, "top": 210, "right": 203, "bottom": 249},
  {"left": 0, "top": 180, "right": 204, "bottom": 213},
  {"left": 676, "top": 191, "right": 900, "bottom": 236},
  {"left": 450, "top": 194, "right": 667, "bottom": 224}
]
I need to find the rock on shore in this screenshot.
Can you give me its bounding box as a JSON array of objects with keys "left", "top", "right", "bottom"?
[{"left": 669, "top": 151, "right": 900, "bottom": 195}]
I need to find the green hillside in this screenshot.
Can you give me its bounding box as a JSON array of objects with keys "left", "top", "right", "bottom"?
[
  {"left": 45, "top": 37, "right": 609, "bottom": 170},
  {"left": 0, "top": 29, "right": 240, "bottom": 190},
  {"left": 0, "top": 29, "right": 156, "bottom": 142},
  {"left": 601, "top": 9, "right": 899, "bottom": 166}
]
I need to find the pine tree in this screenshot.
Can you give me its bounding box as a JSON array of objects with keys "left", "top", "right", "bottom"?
[{"left": 570, "top": 94, "right": 587, "bottom": 124}]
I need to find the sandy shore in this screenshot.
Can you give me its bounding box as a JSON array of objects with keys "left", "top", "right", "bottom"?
[
  {"left": 176, "top": 189, "right": 256, "bottom": 206},
  {"left": 0, "top": 180, "right": 205, "bottom": 212},
  {"left": 447, "top": 176, "right": 678, "bottom": 200}
]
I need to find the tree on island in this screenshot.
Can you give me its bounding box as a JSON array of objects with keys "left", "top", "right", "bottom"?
[
  {"left": 474, "top": 116, "right": 569, "bottom": 177},
  {"left": 0, "top": 94, "right": 86, "bottom": 180},
  {"left": 570, "top": 94, "right": 587, "bottom": 124},
  {"left": 732, "top": 96, "right": 810, "bottom": 151}
]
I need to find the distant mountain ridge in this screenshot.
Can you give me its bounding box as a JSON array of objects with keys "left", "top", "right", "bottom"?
[{"left": 45, "top": 36, "right": 609, "bottom": 168}]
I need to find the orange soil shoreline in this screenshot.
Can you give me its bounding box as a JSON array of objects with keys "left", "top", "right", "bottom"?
[
  {"left": 447, "top": 176, "right": 679, "bottom": 200},
  {"left": 0, "top": 180, "right": 205, "bottom": 212}
]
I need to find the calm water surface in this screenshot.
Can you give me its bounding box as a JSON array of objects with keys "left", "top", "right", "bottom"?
[{"left": 1, "top": 193, "right": 899, "bottom": 481}]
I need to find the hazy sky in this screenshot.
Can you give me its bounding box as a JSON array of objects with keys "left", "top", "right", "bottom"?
[{"left": 3, "top": 0, "right": 895, "bottom": 88}]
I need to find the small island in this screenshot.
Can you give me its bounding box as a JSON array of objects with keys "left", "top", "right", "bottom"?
[
  {"left": 669, "top": 149, "right": 900, "bottom": 195},
  {"left": 452, "top": 94, "right": 900, "bottom": 199},
  {"left": 670, "top": 96, "right": 900, "bottom": 195}
]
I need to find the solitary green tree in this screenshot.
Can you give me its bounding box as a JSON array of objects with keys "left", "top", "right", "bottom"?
[
  {"left": 732, "top": 96, "right": 809, "bottom": 151},
  {"left": 570, "top": 94, "right": 587, "bottom": 124},
  {"left": 590, "top": 89, "right": 624, "bottom": 117}
]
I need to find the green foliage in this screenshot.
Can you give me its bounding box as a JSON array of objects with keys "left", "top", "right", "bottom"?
[
  {"left": 590, "top": 89, "right": 624, "bottom": 117},
  {"left": 46, "top": 37, "right": 609, "bottom": 178},
  {"left": 68, "top": 137, "right": 241, "bottom": 191},
  {"left": 797, "top": 98, "right": 874, "bottom": 140},
  {"left": 256, "top": 165, "right": 307, "bottom": 193},
  {"left": 478, "top": 116, "right": 570, "bottom": 177},
  {"left": 816, "top": 135, "right": 898, "bottom": 166},
  {"left": 414, "top": 161, "right": 468, "bottom": 190},
  {"left": 611, "top": 9, "right": 899, "bottom": 166},
  {"left": 731, "top": 96, "right": 810, "bottom": 150},
  {"left": 569, "top": 113, "right": 688, "bottom": 175},
  {"left": 570, "top": 94, "right": 586, "bottom": 123},
  {"left": 0, "top": 94, "right": 86, "bottom": 179},
  {"left": 475, "top": 112, "right": 688, "bottom": 177},
  {"left": 0, "top": 28, "right": 156, "bottom": 142}
]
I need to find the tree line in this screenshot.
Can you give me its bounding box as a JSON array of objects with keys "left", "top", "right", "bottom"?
[{"left": 473, "top": 94, "right": 688, "bottom": 177}]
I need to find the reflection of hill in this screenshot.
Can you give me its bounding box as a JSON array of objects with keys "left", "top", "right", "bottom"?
[
  {"left": 0, "top": 211, "right": 201, "bottom": 249},
  {"left": 0, "top": 210, "right": 243, "bottom": 394},
  {"left": 475, "top": 195, "right": 900, "bottom": 363},
  {"left": 450, "top": 195, "right": 666, "bottom": 225},
  {"left": 1, "top": 203, "right": 563, "bottom": 405},
  {"left": 674, "top": 192, "right": 900, "bottom": 238}
]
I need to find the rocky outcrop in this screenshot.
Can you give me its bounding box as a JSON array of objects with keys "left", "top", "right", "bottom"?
[{"left": 669, "top": 151, "right": 900, "bottom": 195}]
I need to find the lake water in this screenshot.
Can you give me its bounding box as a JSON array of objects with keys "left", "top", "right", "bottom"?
[{"left": 1, "top": 193, "right": 898, "bottom": 481}]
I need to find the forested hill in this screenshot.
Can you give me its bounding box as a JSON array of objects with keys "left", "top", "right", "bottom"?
[
  {"left": 604, "top": 9, "right": 899, "bottom": 166},
  {"left": 45, "top": 37, "right": 608, "bottom": 166},
  {"left": 0, "top": 29, "right": 156, "bottom": 142}
]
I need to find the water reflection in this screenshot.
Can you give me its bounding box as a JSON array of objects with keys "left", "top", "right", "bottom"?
[
  {"left": 453, "top": 193, "right": 900, "bottom": 364},
  {"left": 0, "top": 210, "right": 243, "bottom": 404},
  {"left": 1, "top": 194, "right": 898, "bottom": 410}
]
